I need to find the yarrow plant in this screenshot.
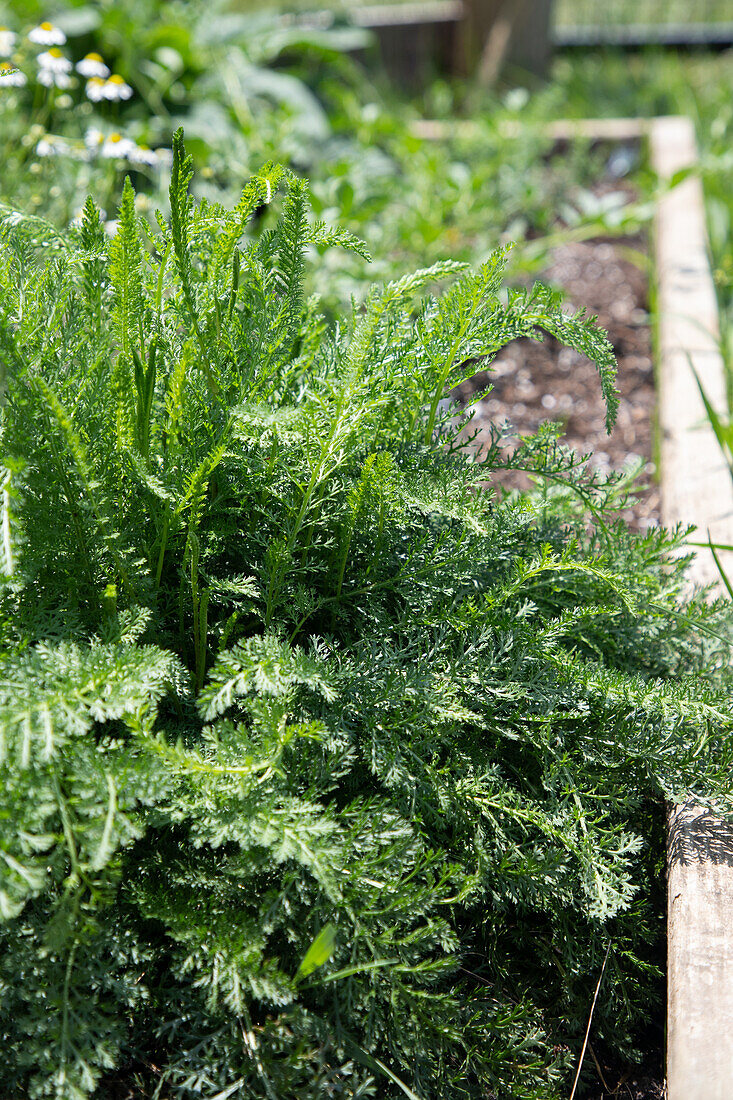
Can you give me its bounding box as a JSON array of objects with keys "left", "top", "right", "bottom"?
[{"left": 0, "top": 132, "right": 731, "bottom": 1099}]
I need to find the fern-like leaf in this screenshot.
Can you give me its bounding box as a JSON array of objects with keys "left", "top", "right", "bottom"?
[{"left": 109, "top": 178, "right": 144, "bottom": 450}]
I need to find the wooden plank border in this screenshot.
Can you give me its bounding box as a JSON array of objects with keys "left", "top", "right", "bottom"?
[
  {"left": 651, "top": 115, "right": 733, "bottom": 1100},
  {"left": 349, "top": 1, "right": 462, "bottom": 26},
  {"left": 651, "top": 115, "right": 732, "bottom": 586},
  {"left": 415, "top": 112, "right": 733, "bottom": 1097},
  {"left": 411, "top": 115, "right": 649, "bottom": 142}
]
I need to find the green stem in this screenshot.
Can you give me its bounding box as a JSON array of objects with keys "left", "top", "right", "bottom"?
[
  {"left": 154, "top": 513, "right": 170, "bottom": 588},
  {"left": 155, "top": 240, "right": 172, "bottom": 316},
  {"left": 334, "top": 524, "right": 353, "bottom": 601},
  {"left": 264, "top": 394, "right": 349, "bottom": 625},
  {"left": 423, "top": 283, "right": 487, "bottom": 445},
  {"left": 58, "top": 937, "right": 79, "bottom": 1093}
]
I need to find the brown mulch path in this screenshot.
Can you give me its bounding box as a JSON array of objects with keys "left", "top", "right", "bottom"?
[{"left": 454, "top": 236, "right": 659, "bottom": 530}]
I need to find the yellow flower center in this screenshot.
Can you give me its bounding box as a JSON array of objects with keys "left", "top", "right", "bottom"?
[
  {"left": 110, "top": 133, "right": 122, "bottom": 143},
  {"left": 109, "top": 74, "right": 125, "bottom": 84},
  {"left": 88, "top": 76, "right": 104, "bottom": 85},
  {"left": 40, "top": 22, "right": 54, "bottom": 31},
  {"left": 49, "top": 47, "right": 62, "bottom": 57},
  {"left": 86, "top": 52, "right": 103, "bottom": 62},
  {"left": 0, "top": 62, "right": 11, "bottom": 71}
]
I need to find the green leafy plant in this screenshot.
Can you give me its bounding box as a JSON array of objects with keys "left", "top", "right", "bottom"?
[
  {"left": 0, "top": 0, "right": 372, "bottom": 232},
  {"left": 0, "top": 132, "right": 732, "bottom": 1099}
]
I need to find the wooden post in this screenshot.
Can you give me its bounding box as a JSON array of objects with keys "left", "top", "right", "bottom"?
[
  {"left": 350, "top": 2, "right": 463, "bottom": 88},
  {"left": 454, "top": 0, "right": 500, "bottom": 75},
  {"left": 456, "top": 0, "right": 555, "bottom": 82}
]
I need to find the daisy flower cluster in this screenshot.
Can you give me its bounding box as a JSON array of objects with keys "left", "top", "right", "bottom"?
[
  {"left": 0, "top": 20, "right": 133, "bottom": 100},
  {"left": 83, "top": 128, "right": 171, "bottom": 168},
  {"left": 84, "top": 72, "right": 133, "bottom": 102},
  {"left": 29, "top": 21, "right": 71, "bottom": 88},
  {"left": 33, "top": 126, "right": 171, "bottom": 175},
  {"left": 0, "top": 23, "right": 25, "bottom": 85},
  {"left": 1, "top": 16, "right": 171, "bottom": 194}
]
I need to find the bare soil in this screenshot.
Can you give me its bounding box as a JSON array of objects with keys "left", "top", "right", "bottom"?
[
  {"left": 583, "top": 1057, "right": 666, "bottom": 1100},
  {"left": 454, "top": 235, "right": 659, "bottom": 529}
]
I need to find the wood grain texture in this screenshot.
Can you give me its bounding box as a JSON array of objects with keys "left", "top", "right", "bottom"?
[
  {"left": 652, "top": 115, "right": 732, "bottom": 587},
  {"left": 666, "top": 806, "right": 733, "bottom": 1100},
  {"left": 651, "top": 115, "right": 733, "bottom": 1100},
  {"left": 410, "top": 116, "right": 650, "bottom": 142}
]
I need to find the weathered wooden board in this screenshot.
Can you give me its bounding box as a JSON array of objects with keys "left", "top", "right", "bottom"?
[
  {"left": 652, "top": 116, "right": 733, "bottom": 587},
  {"left": 651, "top": 114, "right": 733, "bottom": 1100},
  {"left": 666, "top": 806, "right": 733, "bottom": 1100},
  {"left": 411, "top": 115, "right": 650, "bottom": 142}
]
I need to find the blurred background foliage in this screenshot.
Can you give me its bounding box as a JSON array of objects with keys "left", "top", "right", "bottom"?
[
  {"left": 1, "top": 0, "right": 731, "bottom": 324},
  {"left": 2, "top": 0, "right": 730, "bottom": 464}
]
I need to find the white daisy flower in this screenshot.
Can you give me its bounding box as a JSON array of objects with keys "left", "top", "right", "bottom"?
[
  {"left": 36, "top": 134, "right": 71, "bottom": 158},
  {"left": 37, "top": 67, "right": 71, "bottom": 88},
  {"left": 37, "top": 48, "right": 72, "bottom": 73},
  {"left": 129, "top": 144, "right": 159, "bottom": 167},
  {"left": 28, "top": 21, "right": 66, "bottom": 46},
  {"left": 102, "top": 73, "right": 132, "bottom": 101},
  {"left": 76, "top": 52, "right": 109, "bottom": 79},
  {"left": 0, "top": 27, "right": 17, "bottom": 57},
  {"left": 84, "top": 126, "right": 105, "bottom": 152},
  {"left": 85, "top": 76, "right": 106, "bottom": 102},
  {"left": 101, "top": 132, "right": 136, "bottom": 159},
  {"left": 0, "top": 61, "right": 26, "bottom": 86}
]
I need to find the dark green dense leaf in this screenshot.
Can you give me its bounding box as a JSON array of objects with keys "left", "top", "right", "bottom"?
[{"left": 0, "top": 142, "right": 731, "bottom": 1099}]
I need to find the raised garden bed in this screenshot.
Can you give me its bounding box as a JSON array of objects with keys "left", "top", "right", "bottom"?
[
  {"left": 429, "top": 113, "right": 733, "bottom": 1097},
  {"left": 2, "top": 90, "right": 732, "bottom": 1094}
]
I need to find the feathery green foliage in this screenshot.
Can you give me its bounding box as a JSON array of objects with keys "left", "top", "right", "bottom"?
[{"left": 0, "top": 136, "right": 732, "bottom": 1099}]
